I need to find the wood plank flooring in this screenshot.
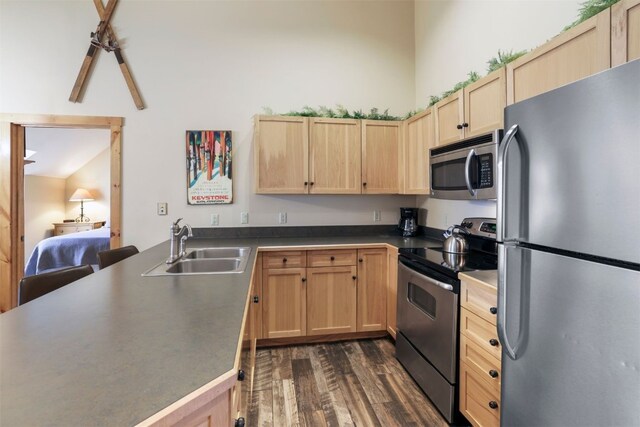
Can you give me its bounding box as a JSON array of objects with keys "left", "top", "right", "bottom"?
[{"left": 247, "top": 338, "right": 447, "bottom": 427}]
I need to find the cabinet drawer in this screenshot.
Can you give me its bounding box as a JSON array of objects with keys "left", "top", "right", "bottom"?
[
  {"left": 460, "top": 308, "right": 501, "bottom": 360},
  {"left": 263, "top": 251, "right": 306, "bottom": 269},
  {"left": 460, "top": 334, "right": 501, "bottom": 394},
  {"left": 460, "top": 362, "right": 500, "bottom": 427},
  {"left": 307, "top": 249, "right": 356, "bottom": 267},
  {"left": 461, "top": 279, "right": 498, "bottom": 325}
]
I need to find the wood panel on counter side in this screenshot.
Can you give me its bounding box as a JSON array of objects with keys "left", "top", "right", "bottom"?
[
  {"left": 612, "top": 0, "right": 640, "bottom": 66},
  {"left": 506, "top": 8, "right": 611, "bottom": 105},
  {"left": 361, "top": 120, "right": 400, "bottom": 194},
  {"left": 400, "top": 108, "right": 434, "bottom": 194},
  {"left": 308, "top": 118, "right": 361, "bottom": 194},
  {"left": 254, "top": 115, "right": 309, "bottom": 194}
]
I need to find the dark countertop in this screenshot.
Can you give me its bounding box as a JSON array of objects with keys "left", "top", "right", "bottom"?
[{"left": 0, "top": 233, "right": 440, "bottom": 426}]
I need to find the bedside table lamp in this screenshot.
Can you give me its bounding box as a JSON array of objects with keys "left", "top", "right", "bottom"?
[{"left": 69, "top": 188, "right": 94, "bottom": 223}]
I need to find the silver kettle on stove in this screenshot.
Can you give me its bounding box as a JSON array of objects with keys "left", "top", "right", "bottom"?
[{"left": 443, "top": 225, "right": 470, "bottom": 254}]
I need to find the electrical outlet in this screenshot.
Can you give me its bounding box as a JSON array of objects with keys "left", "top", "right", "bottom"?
[
  {"left": 241, "top": 212, "right": 249, "bottom": 224},
  {"left": 211, "top": 213, "right": 219, "bottom": 226},
  {"left": 157, "top": 202, "right": 168, "bottom": 216},
  {"left": 278, "top": 212, "right": 287, "bottom": 224},
  {"left": 373, "top": 210, "right": 381, "bottom": 222}
]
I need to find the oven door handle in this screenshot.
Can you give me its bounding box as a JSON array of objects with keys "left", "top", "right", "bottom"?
[
  {"left": 464, "top": 149, "right": 477, "bottom": 197},
  {"left": 399, "top": 260, "right": 454, "bottom": 292}
]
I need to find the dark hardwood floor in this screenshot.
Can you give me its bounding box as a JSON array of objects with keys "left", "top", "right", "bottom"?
[{"left": 247, "top": 338, "right": 447, "bottom": 426}]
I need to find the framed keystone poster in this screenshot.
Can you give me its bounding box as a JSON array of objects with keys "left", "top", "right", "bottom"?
[{"left": 186, "top": 130, "right": 232, "bottom": 204}]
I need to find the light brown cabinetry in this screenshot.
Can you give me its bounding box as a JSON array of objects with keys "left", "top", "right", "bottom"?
[
  {"left": 306, "top": 265, "right": 357, "bottom": 335},
  {"left": 53, "top": 221, "right": 103, "bottom": 236},
  {"left": 253, "top": 115, "right": 309, "bottom": 194},
  {"left": 459, "top": 273, "right": 501, "bottom": 427},
  {"left": 263, "top": 250, "right": 306, "bottom": 269},
  {"left": 262, "top": 267, "right": 306, "bottom": 338},
  {"left": 356, "top": 248, "right": 387, "bottom": 332},
  {"left": 506, "top": 9, "right": 611, "bottom": 105},
  {"left": 309, "top": 118, "right": 361, "bottom": 194},
  {"left": 435, "top": 69, "right": 506, "bottom": 146},
  {"left": 307, "top": 249, "right": 356, "bottom": 267},
  {"left": 361, "top": 120, "right": 400, "bottom": 194},
  {"left": 400, "top": 108, "right": 434, "bottom": 194},
  {"left": 612, "top": 0, "right": 640, "bottom": 66}
]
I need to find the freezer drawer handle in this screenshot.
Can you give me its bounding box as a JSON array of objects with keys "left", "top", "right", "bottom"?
[
  {"left": 489, "top": 370, "right": 499, "bottom": 378},
  {"left": 489, "top": 338, "right": 499, "bottom": 347},
  {"left": 489, "top": 401, "right": 498, "bottom": 410}
]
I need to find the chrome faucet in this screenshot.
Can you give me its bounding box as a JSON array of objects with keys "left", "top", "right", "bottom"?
[{"left": 166, "top": 218, "right": 193, "bottom": 264}]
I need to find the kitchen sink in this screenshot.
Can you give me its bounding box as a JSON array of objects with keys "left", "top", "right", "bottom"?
[
  {"left": 184, "top": 247, "right": 251, "bottom": 259},
  {"left": 142, "top": 247, "right": 251, "bottom": 276}
]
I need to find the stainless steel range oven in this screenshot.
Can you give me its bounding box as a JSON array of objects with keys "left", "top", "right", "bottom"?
[{"left": 396, "top": 217, "right": 498, "bottom": 424}]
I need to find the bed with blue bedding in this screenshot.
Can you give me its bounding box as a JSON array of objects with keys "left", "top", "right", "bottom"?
[{"left": 24, "top": 227, "right": 111, "bottom": 276}]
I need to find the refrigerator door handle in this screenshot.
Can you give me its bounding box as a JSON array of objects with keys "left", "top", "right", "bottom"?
[
  {"left": 496, "top": 124, "right": 519, "bottom": 242},
  {"left": 498, "top": 244, "right": 519, "bottom": 360},
  {"left": 464, "top": 149, "right": 477, "bottom": 197}
]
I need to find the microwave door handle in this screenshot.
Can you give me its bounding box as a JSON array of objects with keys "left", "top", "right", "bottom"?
[
  {"left": 497, "top": 124, "right": 519, "bottom": 242},
  {"left": 464, "top": 149, "right": 477, "bottom": 197}
]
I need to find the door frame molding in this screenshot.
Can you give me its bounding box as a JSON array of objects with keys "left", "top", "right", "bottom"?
[{"left": 0, "top": 113, "right": 123, "bottom": 312}]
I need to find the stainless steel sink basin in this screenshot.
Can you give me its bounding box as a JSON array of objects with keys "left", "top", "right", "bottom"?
[
  {"left": 165, "top": 258, "right": 244, "bottom": 274},
  {"left": 184, "top": 247, "right": 251, "bottom": 259},
  {"left": 142, "top": 247, "right": 251, "bottom": 276}
]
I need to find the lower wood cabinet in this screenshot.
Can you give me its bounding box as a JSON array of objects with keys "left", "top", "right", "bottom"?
[
  {"left": 460, "top": 362, "right": 500, "bottom": 427},
  {"left": 306, "top": 266, "right": 357, "bottom": 335},
  {"left": 262, "top": 267, "right": 306, "bottom": 339},
  {"left": 386, "top": 246, "right": 399, "bottom": 338},
  {"left": 356, "top": 248, "right": 387, "bottom": 332}
]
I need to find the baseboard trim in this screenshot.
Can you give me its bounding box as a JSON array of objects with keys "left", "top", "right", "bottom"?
[{"left": 257, "top": 330, "right": 389, "bottom": 348}]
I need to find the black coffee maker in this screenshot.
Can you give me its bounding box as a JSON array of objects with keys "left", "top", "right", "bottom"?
[{"left": 398, "top": 207, "right": 418, "bottom": 237}]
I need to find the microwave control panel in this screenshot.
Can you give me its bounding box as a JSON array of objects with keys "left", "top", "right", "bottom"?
[{"left": 478, "top": 153, "right": 493, "bottom": 188}]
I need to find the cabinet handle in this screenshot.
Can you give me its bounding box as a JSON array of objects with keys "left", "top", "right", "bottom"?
[
  {"left": 253, "top": 296, "right": 259, "bottom": 303},
  {"left": 358, "top": 258, "right": 363, "bottom": 263},
  {"left": 489, "top": 338, "right": 499, "bottom": 347},
  {"left": 352, "top": 276, "right": 357, "bottom": 280},
  {"left": 462, "top": 122, "right": 469, "bottom": 128},
  {"left": 237, "top": 369, "right": 246, "bottom": 381},
  {"left": 235, "top": 418, "right": 246, "bottom": 427},
  {"left": 310, "top": 182, "right": 315, "bottom": 186},
  {"left": 304, "top": 181, "right": 308, "bottom": 186},
  {"left": 301, "top": 277, "right": 306, "bottom": 282},
  {"left": 282, "top": 258, "right": 287, "bottom": 263},
  {"left": 490, "top": 306, "right": 497, "bottom": 315},
  {"left": 456, "top": 124, "right": 463, "bottom": 130},
  {"left": 489, "top": 401, "right": 498, "bottom": 410},
  {"left": 489, "top": 369, "right": 499, "bottom": 378},
  {"left": 363, "top": 182, "right": 367, "bottom": 187},
  {"left": 330, "top": 256, "right": 335, "bottom": 261}
]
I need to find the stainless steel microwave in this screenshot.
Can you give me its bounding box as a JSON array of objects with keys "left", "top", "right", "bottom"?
[{"left": 429, "top": 129, "right": 503, "bottom": 200}]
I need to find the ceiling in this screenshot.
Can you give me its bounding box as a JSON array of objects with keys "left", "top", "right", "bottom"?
[{"left": 24, "top": 127, "right": 111, "bottom": 178}]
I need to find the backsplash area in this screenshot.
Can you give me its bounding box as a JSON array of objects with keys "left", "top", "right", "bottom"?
[{"left": 416, "top": 197, "right": 497, "bottom": 229}]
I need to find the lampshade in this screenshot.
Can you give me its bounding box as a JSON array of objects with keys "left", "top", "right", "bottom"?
[{"left": 69, "top": 188, "right": 94, "bottom": 202}]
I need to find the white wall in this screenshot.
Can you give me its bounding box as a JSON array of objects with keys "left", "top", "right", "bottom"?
[
  {"left": 65, "top": 148, "right": 111, "bottom": 223},
  {"left": 23, "top": 176, "right": 66, "bottom": 260},
  {"left": 414, "top": 0, "right": 581, "bottom": 229},
  {"left": 0, "top": 0, "right": 416, "bottom": 250}
]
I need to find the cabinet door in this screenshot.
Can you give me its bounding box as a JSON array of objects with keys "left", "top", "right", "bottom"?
[
  {"left": 254, "top": 115, "right": 309, "bottom": 194},
  {"left": 612, "top": 0, "right": 640, "bottom": 66},
  {"left": 401, "top": 108, "right": 434, "bottom": 194},
  {"left": 464, "top": 68, "right": 506, "bottom": 138},
  {"left": 361, "top": 120, "right": 399, "bottom": 194},
  {"left": 386, "top": 247, "right": 398, "bottom": 339},
  {"left": 309, "top": 118, "right": 361, "bottom": 194},
  {"left": 262, "top": 268, "right": 306, "bottom": 338},
  {"left": 434, "top": 90, "right": 464, "bottom": 146},
  {"left": 506, "top": 9, "right": 610, "bottom": 105},
  {"left": 459, "top": 362, "right": 500, "bottom": 427},
  {"left": 356, "top": 248, "right": 387, "bottom": 332},
  {"left": 306, "top": 266, "right": 357, "bottom": 335}
]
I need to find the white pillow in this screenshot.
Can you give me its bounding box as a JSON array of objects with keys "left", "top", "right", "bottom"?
[{"left": 104, "top": 218, "right": 111, "bottom": 228}]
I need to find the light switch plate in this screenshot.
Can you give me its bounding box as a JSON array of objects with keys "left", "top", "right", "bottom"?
[
  {"left": 157, "top": 202, "right": 168, "bottom": 216},
  {"left": 211, "top": 214, "right": 219, "bottom": 226},
  {"left": 241, "top": 212, "right": 249, "bottom": 224},
  {"left": 373, "top": 210, "right": 381, "bottom": 222},
  {"left": 278, "top": 212, "right": 287, "bottom": 224}
]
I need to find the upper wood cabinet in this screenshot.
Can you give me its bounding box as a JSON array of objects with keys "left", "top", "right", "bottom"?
[
  {"left": 506, "top": 9, "right": 611, "bottom": 105},
  {"left": 254, "top": 115, "right": 309, "bottom": 194},
  {"left": 612, "top": 0, "right": 640, "bottom": 66},
  {"left": 361, "top": 120, "right": 400, "bottom": 194},
  {"left": 309, "top": 118, "right": 361, "bottom": 194},
  {"left": 356, "top": 248, "right": 387, "bottom": 332},
  {"left": 435, "top": 68, "right": 506, "bottom": 146},
  {"left": 400, "top": 108, "right": 434, "bottom": 195},
  {"left": 262, "top": 267, "right": 306, "bottom": 339},
  {"left": 306, "top": 266, "right": 358, "bottom": 336}
]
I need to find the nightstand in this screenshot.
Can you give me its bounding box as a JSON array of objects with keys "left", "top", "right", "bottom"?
[{"left": 53, "top": 221, "right": 104, "bottom": 236}]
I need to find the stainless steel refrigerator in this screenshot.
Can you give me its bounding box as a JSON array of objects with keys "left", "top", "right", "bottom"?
[{"left": 496, "top": 59, "right": 640, "bottom": 426}]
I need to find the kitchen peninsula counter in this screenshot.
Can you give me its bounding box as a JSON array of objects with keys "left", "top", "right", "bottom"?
[{"left": 0, "top": 233, "right": 439, "bottom": 426}]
